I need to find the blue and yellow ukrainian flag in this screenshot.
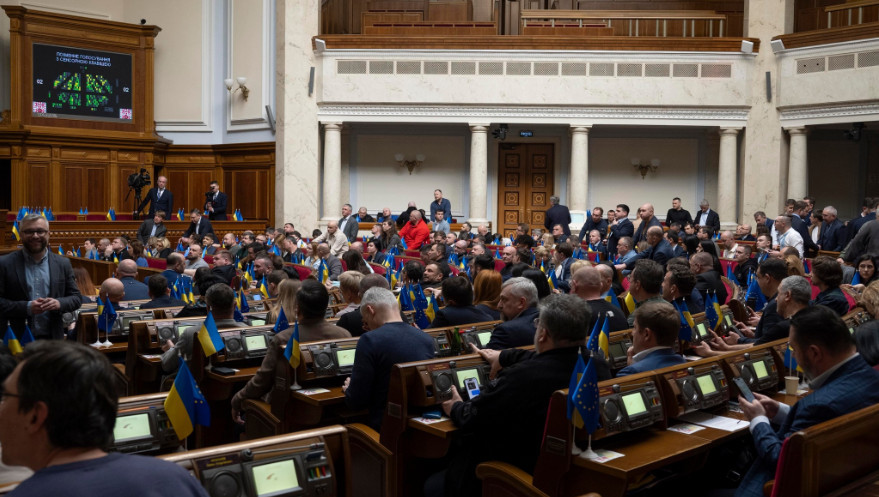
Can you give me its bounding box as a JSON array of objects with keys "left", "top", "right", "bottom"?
[
  {"left": 259, "top": 276, "right": 270, "bottom": 299},
  {"left": 197, "top": 312, "right": 225, "bottom": 356},
  {"left": 705, "top": 293, "right": 721, "bottom": 330},
  {"left": 624, "top": 292, "right": 636, "bottom": 314},
  {"left": 97, "top": 299, "right": 117, "bottom": 332},
  {"left": 598, "top": 316, "right": 610, "bottom": 360},
  {"left": 680, "top": 300, "right": 696, "bottom": 330},
  {"left": 426, "top": 296, "right": 440, "bottom": 323},
  {"left": 238, "top": 289, "right": 250, "bottom": 313},
  {"left": 3, "top": 326, "right": 22, "bottom": 356},
  {"left": 318, "top": 260, "right": 329, "bottom": 283},
  {"left": 163, "top": 358, "right": 210, "bottom": 439},
  {"left": 57, "top": 245, "right": 64, "bottom": 256},
  {"left": 11, "top": 221, "right": 20, "bottom": 241},
  {"left": 106, "top": 208, "right": 116, "bottom": 221},
  {"left": 283, "top": 321, "right": 301, "bottom": 368},
  {"left": 673, "top": 301, "right": 694, "bottom": 342},
  {"left": 186, "top": 279, "right": 196, "bottom": 304},
  {"left": 604, "top": 289, "right": 622, "bottom": 309}
]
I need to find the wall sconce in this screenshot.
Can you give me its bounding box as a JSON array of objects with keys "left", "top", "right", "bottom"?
[
  {"left": 395, "top": 153, "right": 425, "bottom": 174},
  {"left": 631, "top": 158, "right": 660, "bottom": 179},
  {"left": 224, "top": 77, "right": 250, "bottom": 100}
]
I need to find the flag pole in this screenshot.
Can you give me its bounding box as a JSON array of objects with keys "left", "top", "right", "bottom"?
[
  {"left": 579, "top": 434, "right": 599, "bottom": 459},
  {"left": 571, "top": 422, "right": 582, "bottom": 455},
  {"left": 290, "top": 367, "right": 301, "bottom": 391}
]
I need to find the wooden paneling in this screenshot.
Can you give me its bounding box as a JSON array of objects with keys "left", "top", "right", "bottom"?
[
  {"left": 87, "top": 167, "right": 107, "bottom": 212},
  {"left": 316, "top": 34, "right": 759, "bottom": 51},
  {"left": 28, "top": 163, "right": 49, "bottom": 206},
  {"left": 772, "top": 20, "right": 879, "bottom": 48},
  {"left": 497, "top": 143, "right": 554, "bottom": 239},
  {"left": 63, "top": 165, "right": 84, "bottom": 212}
]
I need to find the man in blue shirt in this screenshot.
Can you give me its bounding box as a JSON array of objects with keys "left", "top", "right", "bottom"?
[
  {"left": 616, "top": 300, "right": 686, "bottom": 376},
  {"left": 430, "top": 189, "right": 452, "bottom": 222}
]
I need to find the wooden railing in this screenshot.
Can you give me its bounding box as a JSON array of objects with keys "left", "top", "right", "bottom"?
[
  {"left": 520, "top": 9, "right": 727, "bottom": 37},
  {"left": 825, "top": 0, "right": 879, "bottom": 28},
  {"left": 772, "top": 20, "right": 879, "bottom": 49},
  {"left": 363, "top": 21, "right": 497, "bottom": 35}
]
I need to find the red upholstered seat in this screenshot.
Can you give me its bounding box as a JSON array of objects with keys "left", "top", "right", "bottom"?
[
  {"left": 146, "top": 258, "right": 167, "bottom": 270},
  {"left": 493, "top": 259, "right": 505, "bottom": 272},
  {"left": 369, "top": 263, "right": 386, "bottom": 275},
  {"left": 340, "top": 260, "right": 348, "bottom": 271}
]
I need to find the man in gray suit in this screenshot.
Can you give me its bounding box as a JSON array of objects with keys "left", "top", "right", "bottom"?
[
  {"left": 339, "top": 203, "right": 360, "bottom": 242},
  {"left": 0, "top": 214, "right": 81, "bottom": 340},
  {"left": 136, "top": 211, "right": 168, "bottom": 244}
]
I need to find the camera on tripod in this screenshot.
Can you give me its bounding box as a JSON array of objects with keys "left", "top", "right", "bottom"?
[{"left": 127, "top": 168, "right": 151, "bottom": 194}]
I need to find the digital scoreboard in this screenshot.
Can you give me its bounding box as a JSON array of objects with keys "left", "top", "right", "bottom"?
[{"left": 32, "top": 43, "right": 133, "bottom": 122}]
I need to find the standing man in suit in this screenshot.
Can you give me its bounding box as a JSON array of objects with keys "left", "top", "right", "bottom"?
[
  {"left": 0, "top": 214, "right": 81, "bottom": 340},
  {"left": 735, "top": 306, "right": 879, "bottom": 497},
  {"left": 633, "top": 203, "right": 662, "bottom": 244},
  {"left": 665, "top": 197, "right": 693, "bottom": 227},
  {"left": 204, "top": 180, "right": 228, "bottom": 220},
  {"left": 182, "top": 209, "right": 214, "bottom": 243},
  {"left": 695, "top": 199, "right": 721, "bottom": 234},
  {"left": 135, "top": 175, "right": 172, "bottom": 218},
  {"left": 790, "top": 201, "right": 819, "bottom": 257},
  {"left": 544, "top": 196, "right": 571, "bottom": 237},
  {"left": 430, "top": 189, "right": 452, "bottom": 222},
  {"left": 579, "top": 207, "right": 608, "bottom": 242},
  {"left": 818, "top": 205, "right": 845, "bottom": 252},
  {"left": 136, "top": 211, "right": 167, "bottom": 245},
  {"left": 339, "top": 203, "right": 359, "bottom": 242},
  {"left": 607, "top": 204, "right": 634, "bottom": 258}
]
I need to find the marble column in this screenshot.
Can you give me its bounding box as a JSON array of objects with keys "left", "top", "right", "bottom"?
[
  {"left": 786, "top": 127, "right": 808, "bottom": 200},
  {"left": 322, "top": 122, "right": 343, "bottom": 222},
  {"left": 468, "top": 124, "right": 490, "bottom": 226},
  {"left": 569, "top": 126, "right": 591, "bottom": 212},
  {"left": 717, "top": 127, "right": 741, "bottom": 227},
  {"left": 276, "top": 0, "right": 320, "bottom": 230}
]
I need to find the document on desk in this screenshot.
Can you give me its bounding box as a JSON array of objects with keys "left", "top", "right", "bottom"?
[
  {"left": 667, "top": 423, "right": 705, "bottom": 435},
  {"left": 297, "top": 387, "right": 331, "bottom": 395},
  {"left": 678, "top": 412, "right": 749, "bottom": 432},
  {"left": 412, "top": 416, "right": 450, "bottom": 425},
  {"left": 580, "top": 449, "right": 625, "bottom": 463}
]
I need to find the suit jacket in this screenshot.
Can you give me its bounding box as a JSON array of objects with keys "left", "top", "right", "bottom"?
[
  {"left": 695, "top": 209, "right": 720, "bottom": 233},
  {"left": 632, "top": 216, "right": 662, "bottom": 244},
  {"left": 205, "top": 191, "right": 228, "bottom": 220},
  {"left": 544, "top": 204, "right": 572, "bottom": 235},
  {"left": 0, "top": 250, "right": 82, "bottom": 339},
  {"left": 607, "top": 218, "right": 634, "bottom": 256},
  {"left": 554, "top": 258, "right": 575, "bottom": 293},
  {"left": 137, "top": 187, "right": 173, "bottom": 217},
  {"left": 579, "top": 218, "right": 608, "bottom": 242},
  {"left": 845, "top": 212, "right": 875, "bottom": 245},
  {"left": 736, "top": 356, "right": 879, "bottom": 497},
  {"left": 339, "top": 215, "right": 360, "bottom": 241},
  {"left": 430, "top": 198, "right": 452, "bottom": 222},
  {"left": 211, "top": 264, "right": 237, "bottom": 286},
  {"left": 791, "top": 214, "right": 820, "bottom": 256},
  {"left": 486, "top": 306, "right": 539, "bottom": 350},
  {"left": 695, "top": 269, "right": 728, "bottom": 304},
  {"left": 139, "top": 295, "right": 186, "bottom": 310},
  {"left": 429, "top": 305, "right": 494, "bottom": 329},
  {"left": 137, "top": 219, "right": 167, "bottom": 245},
  {"left": 818, "top": 219, "right": 844, "bottom": 252},
  {"left": 586, "top": 298, "right": 628, "bottom": 332},
  {"left": 733, "top": 258, "right": 759, "bottom": 287},
  {"left": 643, "top": 238, "right": 675, "bottom": 266},
  {"left": 182, "top": 217, "right": 214, "bottom": 238},
  {"left": 120, "top": 276, "right": 150, "bottom": 301},
  {"left": 324, "top": 255, "right": 343, "bottom": 281},
  {"left": 616, "top": 348, "right": 686, "bottom": 376}
]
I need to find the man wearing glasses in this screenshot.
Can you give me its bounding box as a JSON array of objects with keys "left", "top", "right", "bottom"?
[{"left": 0, "top": 213, "right": 81, "bottom": 340}]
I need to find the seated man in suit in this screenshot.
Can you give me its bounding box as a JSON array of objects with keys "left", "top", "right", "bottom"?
[
  {"left": 639, "top": 226, "right": 674, "bottom": 268},
  {"left": 617, "top": 300, "right": 686, "bottom": 376},
  {"left": 110, "top": 236, "right": 132, "bottom": 262},
  {"left": 613, "top": 236, "right": 639, "bottom": 275},
  {"left": 210, "top": 249, "right": 237, "bottom": 286},
  {"left": 570, "top": 265, "right": 628, "bottom": 332},
  {"left": 181, "top": 209, "right": 214, "bottom": 243},
  {"left": 139, "top": 275, "right": 186, "bottom": 310},
  {"left": 732, "top": 244, "right": 759, "bottom": 287},
  {"left": 626, "top": 259, "right": 666, "bottom": 326},
  {"left": 662, "top": 261, "right": 704, "bottom": 314},
  {"left": 735, "top": 306, "right": 879, "bottom": 497},
  {"left": 690, "top": 251, "right": 728, "bottom": 304},
  {"left": 317, "top": 243, "right": 343, "bottom": 281},
  {"left": 157, "top": 252, "right": 188, "bottom": 290},
  {"left": 584, "top": 229, "right": 608, "bottom": 258},
  {"left": 115, "top": 259, "right": 149, "bottom": 301},
  {"left": 552, "top": 242, "right": 575, "bottom": 292},
  {"left": 485, "top": 277, "right": 540, "bottom": 350},
  {"left": 343, "top": 287, "right": 436, "bottom": 430},
  {"left": 136, "top": 211, "right": 167, "bottom": 245},
  {"left": 430, "top": 294, "right": 603, "bottom": 497},
  {"left": 336, "top": 274, "right": 393, "bottom": 336},
  {"left": 429, "top": 275, "right": 494, "bottom": 328}
]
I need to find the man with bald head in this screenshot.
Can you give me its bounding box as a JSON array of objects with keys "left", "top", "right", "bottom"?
[
  {"left": 570, "top": 266, "right": 627, "bottom": 332},
  {"left": 183, "top": 243, "right": 209, "bottom": 277},
  {"left": 627, "top": 226, "right": 673, "bottom": 269},
  {"left": 115, "top": 260, "right": 149, "bottom": 301},
  {"left": 690, "top": 251, "right": 728, "bottom": 304},
  {"left": 314, "top": 220, "right": 350, "bottom": 257},
  {"left": 719, "top": 230, "right": 739, "bottom": 258},
  {"left": 318, "top": 243, "right": 343, "bottom": 281},
  {"left": 399, "top": 209, "right": 431, "bottom": 249},
  {"left": 100, "top": 278, "right": 125, "bottom": 308},
  {"left": 377, "top": 207, "right": 393, "bottom": 223},
  {"left": 632, "top": 203, "right": 662, "bottom": 244},
  {"left": 735, "top": 223, "right": 755, "bottom": 242}
]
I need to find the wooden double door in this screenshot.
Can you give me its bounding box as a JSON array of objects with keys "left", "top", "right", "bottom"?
[{"left": 496, "top": 143, "right": 555, "bottom": 239}]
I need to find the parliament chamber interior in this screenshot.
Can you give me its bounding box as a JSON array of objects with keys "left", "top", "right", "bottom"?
[{"left": 0, "top": 0, "right": 878, "bottom": 496}]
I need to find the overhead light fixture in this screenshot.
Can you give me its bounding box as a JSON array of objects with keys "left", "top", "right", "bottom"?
[
  {"left": 631, "top": 158, "right": 660, "bottom": 179},
  {"left": 224, "top": 77, "right": 250, "bottom": 100},
  {"left": 395, "top": 153, "right": 425, "bottom": 174}
]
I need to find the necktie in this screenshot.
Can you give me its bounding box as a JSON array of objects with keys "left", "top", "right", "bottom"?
[{"left": 157, "top": 189, "right": 162, "bottom": 199}]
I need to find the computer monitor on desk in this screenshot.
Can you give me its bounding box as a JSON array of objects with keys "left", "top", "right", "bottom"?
[
  {"left": 657, "top": 360, "right": 730, "bottom": 419},
  {"left": 720, "top": 341, "right": 784, "bottom": 395}
]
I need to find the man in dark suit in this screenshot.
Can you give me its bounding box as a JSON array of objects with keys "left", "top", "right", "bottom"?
[
  {"left": 617, "top": 300, "right": 686, "bottom": 376},
  {"left": 695, "top": 199, "right": 720, "bottom": 233},
  {"left": 690, "top": 251, "right": 728, "bottom": 304},
  {"left": 791, "top": 201, "right": 819, "bottom": 257},
  {"left": 135, "top": 175, "right": 173, "bottom": 218},
  {"left": 182, "top": 209, "right": 214, "bottom": 241},
  {"left": 139, "top": 275, "right": 186, "bottom": 310},
  {"left": 579, "top": 207, "right": 608, "bottom": 242},
  {"left": 543, "top": 195, "right": 571, "bottom": 236},
  {"left": 551, "top": 243, "right": 576, "bottom": 293},
  {"left": 632, "top": 203, "right": 662, "bottom": 244},
  {"left": 817, "top": 205, "right": 845, "bottom": 252},
  {"left": 429, "top": 276, "right": 493, "bottom": 328},
  {"left": 607, "top": 204, "right": 634, "bottom": 257},
  {"left": 732, "top": 244, "right": 759, "bottom": 287},
  {"left": 665, "top": 197, "right": 693, "bottom": 227},
  {"left": 339, "top": 203, "right": 360, "bottom": 242},
  {"left": 570, "top": 266, "right": 628, "bottom": 332},
  {"left": 110, "top": 237, "right": 132, "bottom": 262},
  {"left": 116, "top": 260, "right": 149, "bottom": 301},
  {"left": 639, "top": 226, "right": 675, "bottom": 268},
  {"left": 136, "top": 211, "right": 168, "bottom": 245},
  {"left": 735, "top": 306, "right": 879, "bottom": 497},
  {"left": 845, "top": 197, "right": 877, "bottom": 245},
  {"left": 204, "top": 180, "right": 228, "bottom": 220},
  {"left": 485, "top": 277, "right": 540, "bottom": 350},
  {"left": 156, "top": 253, "right": 188, "bottom": 290},
  {"left": 0, "top": 214, "right": 81, "bottom": 340}
]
